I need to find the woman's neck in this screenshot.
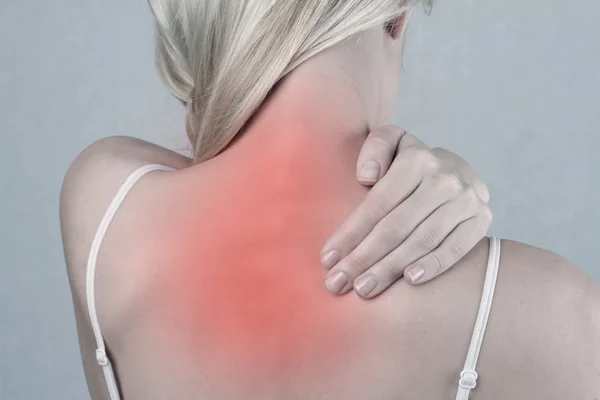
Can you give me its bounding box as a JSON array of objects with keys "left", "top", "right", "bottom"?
[{"left": 226, "top": 57, "right": 374, "bottom": 158}]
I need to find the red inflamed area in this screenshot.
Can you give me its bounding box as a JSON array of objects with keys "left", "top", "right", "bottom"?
[{"left": 151, "top": 131, "right": 371, "bottom": 389}]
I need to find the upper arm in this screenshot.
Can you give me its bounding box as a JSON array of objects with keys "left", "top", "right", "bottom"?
[
  {"left": 60, "top": 136, "right": 192, "bottom": 397},
  {"left": 501, "top": 241, "right": 600, "bottom": 396}
]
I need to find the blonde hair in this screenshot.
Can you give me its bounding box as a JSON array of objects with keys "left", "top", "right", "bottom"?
[{"left": 149, "top": 0, "right": 431, "bottom": 163}]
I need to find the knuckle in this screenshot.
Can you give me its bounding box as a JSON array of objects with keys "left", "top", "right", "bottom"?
[
  {"left": 419, "top": 225, "right": 445, "bottom": 250},
  {"left": 438, "top": 172, "right": 465, "bottom": 195},
  {"left": 481, "top": 206, "right": 494, "bottom": 225},
  {"left": 367, "top": 194, "right": 392, "bottom": 218},
  {"left": 476, "top": 183, "right": 490, "bottom": 204},
  {"left": 376, "top": 258, "right": 403, "bottom": 280},
  {"left": 419, "top": 150, "right": 441, "bottom": 170},
  {"left": 484, "top": 207, "right": 493, "bottom": 222},
  {"left": 462, "top": 186, "right": 480, "bottom": 205},
  {"left": 377, "top": 217, "right": 410, "bottom": 242},
  {"left": 344, "top": 251, "right": 371, "bottom": 276},
  {"left": 404, "top": 146, "right": 425, "bottom": 161},
  {"left": 449, "top": 236, "right": 468, "bottom": 261}
]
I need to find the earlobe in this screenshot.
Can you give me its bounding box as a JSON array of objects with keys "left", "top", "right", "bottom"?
[{"left": 385, "top": 12, "right": 407, "bottom": 39}]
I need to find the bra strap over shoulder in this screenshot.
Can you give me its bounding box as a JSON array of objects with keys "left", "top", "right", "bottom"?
[
  {"left": 85, "top": 164, "right": 175, "bottom": 400},
  {"left": 455, "top": 236, "right": 502, "bottom": 400}
]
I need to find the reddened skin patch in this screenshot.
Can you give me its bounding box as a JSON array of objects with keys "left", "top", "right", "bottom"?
[{"left": 145, "top": 130, "right": 372, "bottom": 390}]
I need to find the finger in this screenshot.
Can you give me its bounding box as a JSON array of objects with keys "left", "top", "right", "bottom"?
[
  {"left": 356, "top": 126, "right": 405, "bottom": 186},
  {"left": 322, "top": 142, "right": 438, "bottom": 266},
  {"left": 324, "top": 174, "right": 458, "bottom": 294},
  {"left": 356, "top": 128, "right": 431, "bottom": 186},
  {"left": 404, "top": 212, "right": 492, "bottom": 285},
  {"left": 430, "top": 147, "right": 490, "bottom": 205},
  {"left": 382, "top": 185, "right": 482, "bottom": 276},
  {"left": 351, "top": 191, "right": 481, "bottom": 298},
  {"left": 320, "top": 157, "right": 424, "bottom": 270},
  {"left": 321, "top": 138, "right": 442, "bottom": 270}
]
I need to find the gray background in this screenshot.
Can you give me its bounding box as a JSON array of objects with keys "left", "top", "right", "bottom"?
[{"left": 1, "top": 0, "right": 598, "bottom": 399}]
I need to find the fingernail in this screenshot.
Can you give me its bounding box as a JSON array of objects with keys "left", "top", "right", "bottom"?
[
  {"left": 325, "top": 271, "right": 348, "bottom": 294},
  {"left": 358, "top": 160, "right": 381, "bottom": 182},
  {"left": 354, "top": 274, "right": 377, "bottom": 297},
  {"left": 321, "top": 250, "right": 340, "bottom": 269},
  {"left": 406, "top": 265, "right": 425, "bottom": 284}
]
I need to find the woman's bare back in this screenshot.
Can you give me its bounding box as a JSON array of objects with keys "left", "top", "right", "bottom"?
[{"left": 61, "top": 135, "right": 600, "bottom": 400}]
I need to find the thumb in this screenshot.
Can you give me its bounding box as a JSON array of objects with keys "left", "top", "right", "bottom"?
[{"left": 356, "top": 125, "right": 406, "bottom": 186}]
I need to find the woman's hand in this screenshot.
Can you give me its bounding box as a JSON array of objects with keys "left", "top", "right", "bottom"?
[{"left": 320, "top": 125, "right": 492, "bottom": 298}]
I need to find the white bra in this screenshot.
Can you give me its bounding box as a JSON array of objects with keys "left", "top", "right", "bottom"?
[{"left": 85, "top": 164, "right": 502, "bottom": 400}]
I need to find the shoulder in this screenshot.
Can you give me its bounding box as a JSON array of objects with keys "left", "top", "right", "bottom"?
[
  {"left": 437, "top": 238, "right": 599, "bottom": 395},
  {"left": 60, "top": 135, "right": 191, "bottom": 200},
  {"left": 60, "top": 135, "right": 191, "bottom": 232},
  {"left": 60, "top": 135, "right": 191, "bottom": 212},
  {"left": 494, "top": 238, "right": 595, "bottom": 328},
  {"left": 493, "top": 239, "right": 600, "bottom": 394},
  {"left": 498, "top": 238, "right": 594, "bottom": 299},
  {"left": 449, "top": 237, "right": 585, "bottom": 299},
  {"left": 59, "top": 136, "right": 192, "bottom": 298}
]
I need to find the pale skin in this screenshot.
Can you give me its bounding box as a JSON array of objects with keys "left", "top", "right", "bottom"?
[
  {"left": 317, "top": 16, "right": 493, "bottom": 297},
  {"left": 61, "top": 13, "right": 600, "bottom": 400}
]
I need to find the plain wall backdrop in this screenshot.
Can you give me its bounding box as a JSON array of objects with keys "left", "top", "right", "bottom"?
[{"left": 1, "top": 1, "right": 599, "bottom": 399}]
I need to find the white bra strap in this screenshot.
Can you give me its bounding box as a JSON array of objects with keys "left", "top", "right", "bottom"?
[
  {"left": 85, "top": 164, "right": 175, "bottom": 400},
  {"left": 455, "top": 236, "right": 502, "bottom": 400}
]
